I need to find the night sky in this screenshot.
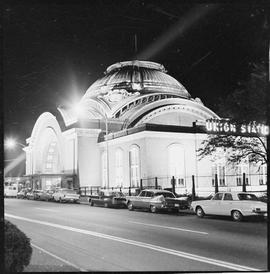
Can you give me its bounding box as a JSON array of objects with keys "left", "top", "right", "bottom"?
[{"left": 3, "top": 1, "right": 268, "bottom": 173}]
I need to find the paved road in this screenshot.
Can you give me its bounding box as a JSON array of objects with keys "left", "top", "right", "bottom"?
[{"left": 4, "top": 198, "right": 268, "bottom": 272}]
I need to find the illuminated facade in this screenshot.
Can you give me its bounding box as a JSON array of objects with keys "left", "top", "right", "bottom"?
[{"left": 24, "top": 60, "right": 267, "bottom": 195}]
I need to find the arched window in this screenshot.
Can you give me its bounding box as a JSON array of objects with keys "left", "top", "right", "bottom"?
[
  {"left": 168, "top": 144, "right": 185, "bottom": 186},
  {"left": 115, "top": 148, "right": 123, "bottom": 187},
  {"left": 259, "top": 164, "right": 267, "bottom": 185},
  {"left": 101, "top": 151, "right": 108, "bottom": 188},
  {"left": 129, "top": 145, "right": 140, "bottom": 187},
  {"left": 236, "top": 157, "right": 249, "bottom": 186}
]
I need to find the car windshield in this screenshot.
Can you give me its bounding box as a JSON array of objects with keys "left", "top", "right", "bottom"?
[
  {"left": 154, "top": 192, "right": 175, "bottom": 198},
  {"left": 237, "top": 193, "right": 258, "bottom": 201}
]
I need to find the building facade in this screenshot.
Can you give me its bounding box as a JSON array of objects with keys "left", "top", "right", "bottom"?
[{"left": 24, "top": 60, "right": 267, "bottom": 195}]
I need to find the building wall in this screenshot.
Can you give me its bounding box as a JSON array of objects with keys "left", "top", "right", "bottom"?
[
  {"left": 75, "top": 129, "right": 102, "bottom": 187},
  {"left": 98, "top": 131, "right": 267, "bottom": 196},
  {"left": 99, "top": 131, "right": 214, "bottom": 193}
]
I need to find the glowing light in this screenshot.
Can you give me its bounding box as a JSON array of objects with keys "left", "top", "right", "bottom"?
[
  {"left": 5, "top": 138, "right": 25, "bottom": 149},
  {"left": 71, "top": 102, "right": 87, "bottom": 118},
  {"left": 5, "top": 138, "right": 17, "bottom": 149}
]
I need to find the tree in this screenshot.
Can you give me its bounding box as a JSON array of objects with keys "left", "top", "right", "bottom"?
[{"left": 198, "top": 62, "right": 268, "bottom": 166}]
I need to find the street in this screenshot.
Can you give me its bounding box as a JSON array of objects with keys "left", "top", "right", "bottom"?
[{"left": 4, "top": 198, "right": 268, "bottom": 272}]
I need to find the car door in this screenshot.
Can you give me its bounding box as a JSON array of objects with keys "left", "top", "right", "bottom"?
[
  {"left": 134, "top": 191, "right": 146, "bottom": 208},
  {"left": 95, "top": 192, "right": 104, "bottom": 206},
  {"left": 143, "top": 191, "right": 154, "bottom": 209},
  {"left": 220, "top": 193, "right": 234, "bottom": 216},
  {"left": 207, "top": 193, "right": 224, "bottom": 214}
]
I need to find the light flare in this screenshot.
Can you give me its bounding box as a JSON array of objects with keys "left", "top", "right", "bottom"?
[{"left": 137, "top": 4, "right": 219, "bottom": 60}]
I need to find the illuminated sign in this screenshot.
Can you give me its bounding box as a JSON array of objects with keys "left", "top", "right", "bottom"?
[{"left": 205, "top": 119, "right": 269, "bottom": 136}]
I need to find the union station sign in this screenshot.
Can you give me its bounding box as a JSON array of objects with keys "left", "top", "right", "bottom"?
[{"left": 205, "top": 119, "right": 269, "bottom": 136}]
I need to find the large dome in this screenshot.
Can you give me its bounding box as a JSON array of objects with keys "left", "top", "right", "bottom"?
[
  {"left": 58, "top": 60, "right": 219, "bottom": 129},
  {"left": 82, "top": 60, "right": 191, "bottom": 100}
]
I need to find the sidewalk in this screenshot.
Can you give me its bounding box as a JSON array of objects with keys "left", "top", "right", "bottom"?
[{"left": 24, "top": 245, "right": 81, "bottom": 272}]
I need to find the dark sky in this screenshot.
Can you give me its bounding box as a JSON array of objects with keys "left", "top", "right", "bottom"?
[{"left": 3, "top": 1, "right": 268, "bottom": 170}]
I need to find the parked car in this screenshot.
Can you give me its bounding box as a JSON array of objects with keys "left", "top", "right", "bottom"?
[
  {"left": 26, "top": 190, "right": 35, "bottom": 200},
  {"left": 17, "top": 189, "right": 28, "bottom": 199},
  {"left": 35, "top": 190, "right": 55, "bottom": 201},
  {"left": 89, "top": 191, "right": 126, "bottom": 208},
  {"left": 25, "top": 189, "right": 43, "bottom": 200},
  {"left": 191, "top": 192, "right": 267, "bottom": 221},
  {"left": 52, "top": 188, "right": 80, "bottom": 203},
  {"left": 126, "top": 189, "right": 189, "bottom": 213}
]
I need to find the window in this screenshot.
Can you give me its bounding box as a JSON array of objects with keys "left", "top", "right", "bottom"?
[
  {"left": 46, "top": 162, "right": 52, "bottom": 169},
  {"left": 168, "top": 144, "right": 185, "bottom": 187},
  {"left": 212, "top": 164, "right": 226, "bottom": 186},
  {"left": 139, "top": 191, "right": 146, "bottom": 197},
  {"left": 236, "top": 164, "right": 249, "bottom": 186},
  {"left": 224, "top": 193, "right": 233, "bottom": 200},
  {"left": 238, "top": 193, "right": 258, "bottom": 201},
  {"left": 259, "top": 164, "right": 267, "bottom": 185},
  {"left": 101, "top": 151, "right": 108, "bottom": 188},
  {"left": 145, "top": 191, "right": 154, "bottom": 198},
  {"left": 129, "top": 145, "right": 140, "bottom": 187},
  {"left": 115, "top": 148, "right": 124, "bottom": 187},
  {"left": 212, "top": 193, "right": 223, "bottom": 200}
]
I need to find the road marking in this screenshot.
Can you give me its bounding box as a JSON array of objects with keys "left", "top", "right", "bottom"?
[
  {"left": 35, "top": 208, "right": 59, "bottom": 212},
  {"left": 31, "top": 243, "right": 87, "bottom": 272},
  {"left": 129, "top": 221, "right": 208, "bottom": 235},
  {"left": 5, "top": 213, "right": 260, "bottom": 271}
]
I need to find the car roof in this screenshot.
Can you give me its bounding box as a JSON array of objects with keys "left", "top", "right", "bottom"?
[{"left": 142, "top": 189, "right": 172, "bottom": 193}]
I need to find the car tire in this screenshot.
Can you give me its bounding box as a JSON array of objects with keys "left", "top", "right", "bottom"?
[
  {"left": 196, "top": 206, "right": 205, "bottom": 218},
  {"left": 150, "top": 205, "right": 157, "bottom": 213},
  {"left": 127, "top": 202, "right": 134, "bottom": 211},
  {"left": 231, "top": 210, "right": 243, "bottom": 222}
]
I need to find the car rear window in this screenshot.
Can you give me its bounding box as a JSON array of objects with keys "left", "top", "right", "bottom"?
[
  {"left": 237, "top": 193, "right": 258, "bottom": 201},
  {"left": 154, "top": 192, "right": 175, "bottom": 198}
]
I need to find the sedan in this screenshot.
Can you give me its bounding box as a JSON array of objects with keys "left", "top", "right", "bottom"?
[
  {"left": 17, "top": 189, "right": 28, "bottom": 199},
  {"left": 89, "top": 191, "right": 126, "bottom": 208},
  {"left": 126, "top": 189, "right": 189, "bottom": 213},
  {"left": 26, "top": 190, "right": 40, "bottom": 200},
  {"left": 52, "top": 188, "right": 80, "bottom": 203},
  {"left": 36, "top": 190, "right": 55, "bottom": 201},
  {"left": 191, "top": 192, "right": 267, "bottom": 221}
]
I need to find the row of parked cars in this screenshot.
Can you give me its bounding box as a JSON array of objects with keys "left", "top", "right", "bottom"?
[
  {"left": 87, "top": 188, "right": 267, "bottom": 221},
  {"left": 16, "top": 187, "right": 267, "bottom": 222},
  {"left": 17, "top": 188, "right": 80, "bottom": 203}
]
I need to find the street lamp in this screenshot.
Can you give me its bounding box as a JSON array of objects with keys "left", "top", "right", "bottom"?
[{"left": 4, "top": 137, "right": 26, "bottom": 150}]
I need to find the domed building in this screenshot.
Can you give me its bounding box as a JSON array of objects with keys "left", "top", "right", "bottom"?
[{"left": 24, "top": 60, "right": 266, "bottom": 195}]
